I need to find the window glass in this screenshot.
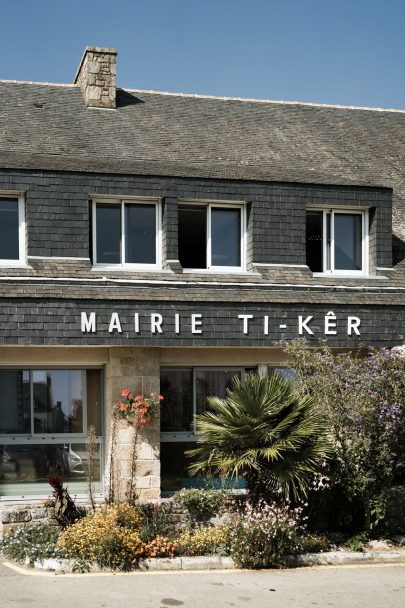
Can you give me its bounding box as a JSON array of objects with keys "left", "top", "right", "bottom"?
[
  {"left": 306, "top": 211, "right": 323, "bottom": 272},
  {"left": 160, "top": 369, "right": 193, "bottom": 432},
  {"left": 334, "top": 213, "right": 362, "bottom": 271},
  {"left": 33, "top": 370, "right": 83, "bottom": 434},
  {"left": 0, "top": 443, "right": 101, "bottom": 497},
  {"left": 160, "top": 441, "right": 246, "bottom": 493},
  {"left": 0, "top": 371, "right": 30, "bottom": 434},
  {"left": 195, "top": 369, "right": 241, "bottom": 415},
  {"left": 267, "top": 367, "right": 298, "bottom": 382},
  {"left": 86, "top": 369, "right": 102, "bottom": 436},
  {"left": 160, "top": 441, "right": 197, "bottom": 492},
  {"left": 306, "top": 210, "right": 364, "bottom": 273},
  {"left": 178, "top": 205, "right": 207, "bottom": 269},
  {"left": 125, "top": 203, "right": 156, "bottom": 264},
  {"left": 211, "top": 208, "right": 241, "bottom": 267},
  {"left": 0, "top": 198, "right": 19, "bottom": 260},
  {"left": 96, "top": 204, "right": 121, "bottom": 264}
]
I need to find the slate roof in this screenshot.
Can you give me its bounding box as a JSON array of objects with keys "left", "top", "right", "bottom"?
[{"left": 0, "top": 81, "right": 405, "bottom": 190}]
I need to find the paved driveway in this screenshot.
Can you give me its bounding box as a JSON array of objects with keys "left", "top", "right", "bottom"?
[{"left": 1, "top": 559, "right": 405, "bottom": 608}]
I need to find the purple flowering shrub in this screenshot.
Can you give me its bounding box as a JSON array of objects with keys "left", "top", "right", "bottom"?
[{"left": 284, "top": 341, "right": 405, "bottom": 531}]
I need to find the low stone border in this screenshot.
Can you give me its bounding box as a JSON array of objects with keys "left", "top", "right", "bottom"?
[
  {"left": 287, "top": 550, "right": 405, "bottom": 567},
  {"left": 33, "top": 550, "right": 405, "bottom": 573}
]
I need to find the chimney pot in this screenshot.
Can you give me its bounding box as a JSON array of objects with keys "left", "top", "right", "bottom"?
[{"left": 74, "top": 46, "right": 117, "bottom": 109}]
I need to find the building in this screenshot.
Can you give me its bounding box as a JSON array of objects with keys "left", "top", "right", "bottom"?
[{"left": 0, "top": 46, "right": 404, "bottom": 509}]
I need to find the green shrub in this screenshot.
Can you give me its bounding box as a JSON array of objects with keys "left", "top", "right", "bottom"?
[
  {"left": 138, "top": 503, "right": 175, "bottom": 542},
  {"left": 230, "top": 501, "right": 302, "bottom": 569},
  {"left": 174, "top": 488, "right": 227, "bottom": 522},
  {"left": 347, "top": 532, "right": 368, "bottom": 552},
  {"left": 299, "top": 533, "right": 331, "bottom": 553},
  {"left": 0, "top": 523, "right": 63, "bottom": 565},
  {"left": 178, "top": 525, "right": 232, "bottom": 556}
]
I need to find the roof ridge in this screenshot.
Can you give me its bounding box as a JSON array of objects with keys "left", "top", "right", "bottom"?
[
  {"left": 0, "top": 79, "right": 76, "bottom": 88},
  {"left": 123, "top": 87, "right": 405, "bottom": 114},
  {"left": 0, "top": 79, "right": 404, "bottom": 113}
]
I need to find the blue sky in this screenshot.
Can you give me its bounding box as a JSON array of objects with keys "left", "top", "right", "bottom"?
[{"left": 1, "top": 0, "right": 405, "bottom": 108}]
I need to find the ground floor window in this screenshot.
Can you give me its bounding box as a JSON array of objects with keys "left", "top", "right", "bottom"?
[
  {"left": 0, "top": 368, "right": 103, "bottom": 499},
  {"left": 160, "top": 366, "right": 252, "bottom": 492}
]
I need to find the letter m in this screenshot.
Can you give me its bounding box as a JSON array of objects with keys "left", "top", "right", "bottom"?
[{"left": 81, "top": 312, "right": 96, "bottom": 333}]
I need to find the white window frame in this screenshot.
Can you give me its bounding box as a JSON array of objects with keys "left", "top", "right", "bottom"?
[
  {"left": 308, "top": 207, "right": 369, "bottom": 276},
  {"left": 178, "top": 200, "right": 246, "bottom": 273},
  {"left": 0, "top": 192, "right": 26, "bottom": 267},
  {"left": 92, "top": 197, "right": 161, "bottom": 270}
]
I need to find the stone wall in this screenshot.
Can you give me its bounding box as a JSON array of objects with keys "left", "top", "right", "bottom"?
[
  {"left": 0, "top": 504, "right": 57, "bottom": 540},
  {"left": 105, "top": 347, "right": 160, "bottom": 502}
]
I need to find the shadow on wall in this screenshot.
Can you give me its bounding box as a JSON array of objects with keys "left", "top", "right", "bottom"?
[{"left": 393, "top": 235, "right": 405, "bottom": 266}]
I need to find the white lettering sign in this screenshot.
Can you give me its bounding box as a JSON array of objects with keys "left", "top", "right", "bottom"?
[
  {"left": 298, "top": 315, "right": 314, "bottom": 335},
  {"left": 81, "top": 311, "right": 96, "bottom": 333},
  {"left": 79, "top": 311, "right": 363, "bottom": 338},
  {"left": 325, "top": 311, "right": 337, "bottom": 335},
  {"left": 347, "top": 316, "right": 361, "bottom": 336},
  {"left": 191, "top": 314, "right": 203, "bottom": 334},
  {"left": 108, "top": 313, "right": 122, "bottom": 333},
  {"left": 151, "top": 313, "right": 163, "bottom": 334},
  {"left": 238, "top": 314, "right": 253, "bottom": 335}
]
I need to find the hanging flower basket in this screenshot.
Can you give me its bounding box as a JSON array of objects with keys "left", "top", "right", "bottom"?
[{"left": 114, "top": 389, "right": 163, "bottom": 429}]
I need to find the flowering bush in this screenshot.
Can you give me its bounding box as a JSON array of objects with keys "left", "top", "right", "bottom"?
[
  {"left": 0, "top": 523, "right": 63, "bottom": 565},
  {"left": 114, "top": 389, "right": 163, "bottom": 428},
  {"left": 284, "top": 341, "right": 405, "bottom": 530},
  {"left": 58, "top": 505, "right": 144, "bottom": 569},
  {"left": 230, "top": 500, "right": 303, "bottom": 569},
  {"left": 178, "top": 525, "right": 232, "bottom": 556},
  {"left": 141, "top": 536, "right": 179, "bottom": 558},
  {"left": 115, "top": 502, "right": 143, "bottom": 530}
]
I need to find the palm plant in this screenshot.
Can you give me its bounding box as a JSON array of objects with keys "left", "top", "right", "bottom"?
[{"left": 187, "top": 372, "right": 330, "bottom": 504}]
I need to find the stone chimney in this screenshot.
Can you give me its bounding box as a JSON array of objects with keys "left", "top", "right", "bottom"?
[{"left": 74, "top": 46, "right": 117, "bottom": 109}]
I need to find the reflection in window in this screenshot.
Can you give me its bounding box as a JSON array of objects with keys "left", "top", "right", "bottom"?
[
  {"left": 267, "top": 367, "right": 298, "bottom": 382},
  {"left": 211, "top": 208, "right": 241, "bottom": 267},
  {"left": 306, "top": 209, "right": 366, "bottom": 273},
  {"left": 160, "top": 367, "right": 247, "bottom": 492},
  {"left": 160, "top": 369, "right": 193, "bottom": 432},
  {"left": 195, "top": 369, "right": 241, "bottom": 415},
  {"left": 33, "top": 370, "right": 83, "bottom": 434},
  {"left": 0, "top": 371, "right": 30, "bottom": 434},
  {"left": 95, "top": 201, "right": 157, "bottom": 266},
  {"left": 0, "top": 443, "right": 101, "bottom": 497},
  {"left": 0, "top": 198, "right": 19, "bottom": 260},
  {"left": 0, "top": 369, "right": 103, "bottom": 498},
  {"left": 95, "top": 204, "right": 121, "bottom": 264}
]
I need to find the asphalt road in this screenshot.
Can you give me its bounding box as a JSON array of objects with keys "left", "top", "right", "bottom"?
[{"left": 1, "top": 560, "right": 405, "bottom": 608}]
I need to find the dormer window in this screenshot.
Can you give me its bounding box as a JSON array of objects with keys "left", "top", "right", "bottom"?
[
  {"left": 92, "top": 198, "right": 160, "bottom": 269},
  {"left": 306, "top": 208, "right": 368, "bottom": 275},
  {"left": 178, "top": 202, "right": 245, "bottom": 271},
  {"left": 0, "top": 194, "right": 25, "bottom": 265}
]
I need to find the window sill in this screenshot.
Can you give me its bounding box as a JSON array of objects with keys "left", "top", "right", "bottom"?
[
  {"left": 91, "top": 265, "right": 163, "bottom": 272},
  {"left": 0, "top": 262, "right": 32, "bottom": 269},
  {"left": 312, "top": 273, "right": 389, "bottom": 280},
  {"left": 181, "top": 268, "right": 259, "bottom": 276}
]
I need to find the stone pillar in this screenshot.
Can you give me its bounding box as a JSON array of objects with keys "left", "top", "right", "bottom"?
[
  {"left": 74, "top": 46, "right": 117, "bottom": 109},
  {"left": 105, "top": 347, "right": 161, "bottom": 502}
]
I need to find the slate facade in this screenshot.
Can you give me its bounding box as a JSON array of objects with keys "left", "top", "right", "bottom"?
[{"left": 0, "top": 47, "right": 404, "bottom": 506}]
